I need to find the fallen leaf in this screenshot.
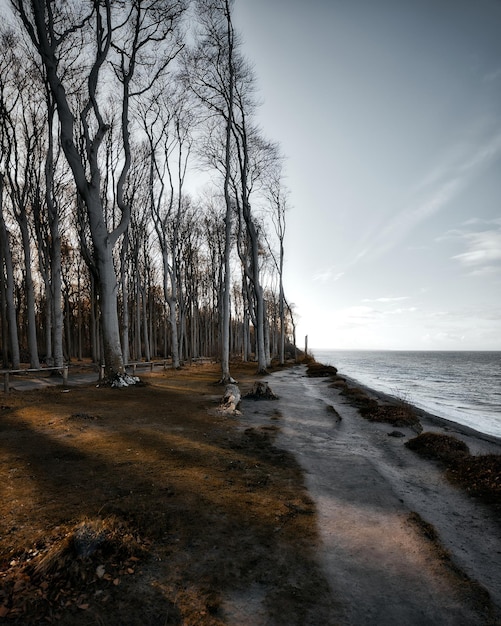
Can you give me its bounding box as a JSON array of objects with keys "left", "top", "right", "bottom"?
[
  {"left": 96, "top": 565, "right": 106, "bottom": 579},
  {"left": 0, "top": 605, "right": 10, "bottom": 618},
  {"left": 78, "top": 603, "right": 90, "bottom": 610},
  {"left": 113, "top": 578, "right": 120, "bottom": 586}
]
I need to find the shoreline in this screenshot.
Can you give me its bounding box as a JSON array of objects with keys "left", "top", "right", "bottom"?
[
  {"left": 258, "top": 364, "right": 501, "bottom": 623},
  {"left": 335, "top": 370, "right": 501, "bottom": 452},
  {"left": 313, "top": 349, "right": 501, "bottom": 442}
]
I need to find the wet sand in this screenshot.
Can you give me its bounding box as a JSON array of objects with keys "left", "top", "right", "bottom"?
[{"left": 240, "top": 365, "right": 501, "bottom": 625}]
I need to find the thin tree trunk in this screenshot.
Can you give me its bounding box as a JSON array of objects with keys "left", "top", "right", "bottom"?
[
  {"left": 120, "top": 233, "right": 130, "bottom": 366},
  {"left": 17, "top": 216, "right": 40, "bottom": 369},
  {"left": 0, "top": 190, "right": 20, "bottom": 368},
  {"left": 142, "top": 286, "right": 151, "bottom": 362},
  {"left": 45, "top": 94, "right": 64, "bottom": 369}
]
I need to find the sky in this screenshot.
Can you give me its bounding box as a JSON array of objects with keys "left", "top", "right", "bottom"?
[{"left": 231, "top": 0, "right": 501, "bottom": 351}]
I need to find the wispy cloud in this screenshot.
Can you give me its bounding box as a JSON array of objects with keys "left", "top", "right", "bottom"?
[
  {"left": 452, "top": 233, "right": 501, "bottom": 266},
  {"left": 415, "top": 128, "right": 501, "bottom": 192},
  {"left": 442, "top": 218, "right": 501, "bottom": 275},
  {"left": 388, "top": 307, "right": 417, "bottom": 315},
  {"left": 313, "top": 268, "right": 344, "bottom": 282},
  {"left": 362, "top": 296, "right": 410, "bottom": 303},
  {"left": 351, "top": 126, "right": 501, "bottom": 264}
]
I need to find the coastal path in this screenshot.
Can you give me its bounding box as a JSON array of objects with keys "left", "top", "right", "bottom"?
[{"left": 238, "top": 365, "right": 501, "bottom": 626}]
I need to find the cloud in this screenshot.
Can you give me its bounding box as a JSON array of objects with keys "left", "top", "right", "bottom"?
[
  {"left": 354, "top": 126, "right": 501, "bottom": 264},
  {"left": 331, "top": 305, "right": 381, "bottom": 328},
  {"left": 416, "top": 128, "right": 501, "bottom": 192},
  {"left": 362, "top": 296, "right": 410, "bottom": 303},
  {"left": 389, "top": 307, "right": 417, "bottom": 315},
  {"left": 447, "top": 221, "right": 501, "bottom": 273},
  {"left": 466, "top": 266, "right": 499, "bottom": 277},
  {"left": 313, "top": 269, "right": 345, "bottom": 282}
]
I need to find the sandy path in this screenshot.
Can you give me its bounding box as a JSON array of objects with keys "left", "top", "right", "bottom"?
[{"left": 241, "top": 365, "right": 501, "bottom": 625}]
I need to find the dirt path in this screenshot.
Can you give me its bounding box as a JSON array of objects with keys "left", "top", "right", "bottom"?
[{"left": 240, "top": 366, "right": 501, "bottom": 626}]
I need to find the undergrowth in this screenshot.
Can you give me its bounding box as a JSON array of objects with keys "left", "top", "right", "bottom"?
[
  {"left": 406, "top": 432, "right": 501, "bottom": 513},
  {"left": 307, "top": 361, "right": 422, "bottom": 432}
]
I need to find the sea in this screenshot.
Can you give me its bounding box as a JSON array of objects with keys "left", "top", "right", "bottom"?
[{"left": 313, "top": 349, "right": 501, "bottom": 440}]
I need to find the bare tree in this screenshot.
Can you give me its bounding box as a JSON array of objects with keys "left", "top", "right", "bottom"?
[
  {"left": 189, "top": 0, "right": 283, "bottom": 375},
  {"left": 263, "top": 168, "right": 289, "bottom": 365},
  {"left": 11, "top": 0, "right": 187, "bottom": 380},
  {"left": 187, "top": 0, "right": 239, "bottom": 382},
  {"left": 0, "top": 176, "right": 20, "bottom": 368},
  {"left": 0, "top": 43, "right": 44, "bottom": 369},
  {"left": 140, "top": 82, "right": 194, "bottom": 369}
]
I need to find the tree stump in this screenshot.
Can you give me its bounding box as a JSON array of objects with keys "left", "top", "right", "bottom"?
[
  {"left": 244, "top": 381, "right": 278, "bottom": 400},
  {"left": 218, "top": 383, "right": 241, "bottom": 415}
]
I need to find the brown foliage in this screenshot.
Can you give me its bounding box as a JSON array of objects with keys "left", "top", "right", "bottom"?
[
  {"left": 447, "top": 454, "right": 501, "bottom": 509},
  {"left": 405, "top": 432, "right": 470, "bottom": 463},
  {"left": 305, "top": 362, "right": 338, "bottom": 378},
  {"left": 337, "top": 378, "right": 422, "bottom": 431},
  {"left": 406, "top": 432, "right": 501, "bottom": 513}
]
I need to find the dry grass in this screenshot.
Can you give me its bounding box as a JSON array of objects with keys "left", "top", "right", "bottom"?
[
  {"left": 406, "top": 432, "right": 501, "bottom": 514},
  {"left": 305, "top": 362, "right": 338, "bottom": 378},
  {"left": 405, "top": 432, "right": 470, "bottom": 463},
  {"left": 314, "top": 363, "right": 422, "bottom": 432},
  {"left": 0, "top": 362, "right": 335, "bottom": 625}
]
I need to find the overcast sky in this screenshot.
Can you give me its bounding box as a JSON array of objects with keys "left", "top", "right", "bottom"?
[{"left": 232, "top": 0, "right": 501, "bottom": 351}]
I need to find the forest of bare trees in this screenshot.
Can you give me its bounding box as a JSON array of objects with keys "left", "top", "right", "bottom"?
[{"left": 0, "top": 0, "right": 295, "bottom": 383}]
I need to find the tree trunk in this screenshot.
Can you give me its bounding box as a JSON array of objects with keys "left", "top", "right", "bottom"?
[
  {"left": 50, "top": 219, "right": 64, "bottom": 368},
  {"left": 45, "top": 94, "right": 64, "bottom": 369},
  {"left": 141, "top": 286, "right": 151, "bottom": 362},
  {"left": 0, "top": 186, "right": 20, "bottom": 368},
  {"left": 17, "top": 215, "right": 40, "bottom": 369},
  {"left": 120, "top": 233, "right": 130, "bottom": 366},
  {"left": 162, "top": 258, "right": 180, "bottom": 369},
  {"left": 97, "top": 254, "right": 124, "bottom": 378}
]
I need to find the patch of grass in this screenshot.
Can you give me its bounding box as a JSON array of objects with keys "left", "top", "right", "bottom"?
[
  {"left": 406, "top": 432, "right": 501, "bottom": 514},
  {"left": 309, "top": 360, "right": 421, "bottom": 431},
  {"left": 405, "top": 432, "right": 469, "bottom": 464},
  {"left": 337, "top": 379, "right": 422, "bottom": 431},
  {"left": 446, "top": 454, "right": 501, "bottom": 509},
  {"left": 364, "top": 403, "right": 422, "bottom": 431},
  {"left": 305, "top": 362, "right": 338, "bottom": 378},
  {"left": 1, "top": 516, "right": 145, "bottom": 622},
  {"left": 329, "top": 378, "right": 347, "bottom": 389}
]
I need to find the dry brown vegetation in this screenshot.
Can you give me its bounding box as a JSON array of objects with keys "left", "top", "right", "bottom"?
[
  {"left": 406, "top": 432, "right": 501, "bottom": 513},
  {"left": 307, "top": 363, "right": 422, "bottom": 432},
  {"left": 0, "top": 362, "right": 334, "bottom": 625},
  {"left": 304, "top": 362, "right": 338, "bottom": 378}
]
